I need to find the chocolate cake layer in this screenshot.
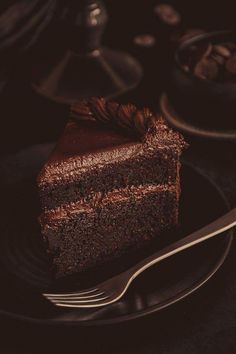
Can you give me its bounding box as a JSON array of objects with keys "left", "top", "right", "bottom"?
[
  {"left": 38, "top": 98, "right": 187, "bottom": 279},
  {"left": 38, "top": 120, "right": 184, "bottom": 210},
  {"left": 40, "top": 184, "right": 179, "bottom": 278}
]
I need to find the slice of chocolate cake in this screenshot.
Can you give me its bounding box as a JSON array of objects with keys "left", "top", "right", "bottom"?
[{"left": 38, "top": 97, "right": 187, "bottom": 278}]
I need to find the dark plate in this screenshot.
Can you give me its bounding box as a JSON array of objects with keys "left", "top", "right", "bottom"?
[
  {"left": 160, "top": 93, "right": 236, "bottom": 141},
  {"left": 0, "top": 143, "right": 233, "bottom": 326}
]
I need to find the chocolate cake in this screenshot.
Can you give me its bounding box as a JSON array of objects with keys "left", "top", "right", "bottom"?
[{"left": 38, "top": 97, "right": 187, "bottom": 278}]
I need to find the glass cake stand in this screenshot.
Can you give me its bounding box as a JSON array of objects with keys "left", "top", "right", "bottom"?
[{"left": 31, "top": 0, "right": 142, "bottom": 104}]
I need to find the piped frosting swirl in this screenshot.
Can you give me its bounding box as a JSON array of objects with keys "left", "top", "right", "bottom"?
[{"left": 71, "top": 97, "right": 156, "bottom": 139}]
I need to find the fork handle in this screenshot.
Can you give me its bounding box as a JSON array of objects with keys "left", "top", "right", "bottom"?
[{"left": 129, "top": 208, "right": 236, "bottom": 281}]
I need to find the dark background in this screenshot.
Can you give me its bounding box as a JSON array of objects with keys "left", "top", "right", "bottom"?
[
  {"left": 0, "top": 0, "right": 236, "bottom": 152},
  {"left": 0, "top": 1, "right": 236, "bottom": 353}
]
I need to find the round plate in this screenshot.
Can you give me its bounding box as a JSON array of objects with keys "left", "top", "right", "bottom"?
[
  {"left": 160, "top": 93, "right": 236, "bottom": 141},
  {"left": 0, "top": 144, "right": 233, "bottom": 326}
]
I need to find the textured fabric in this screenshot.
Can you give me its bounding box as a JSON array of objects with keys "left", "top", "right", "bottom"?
[
  {"left": 0, "top": 0, "right": 58, "bottom": 51},
  {"left": 0, "top": 0, "right": 59, "bottom": 93}
]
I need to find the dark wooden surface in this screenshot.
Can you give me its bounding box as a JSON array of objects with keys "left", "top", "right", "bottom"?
[{"left": 0, "top": 1, "right": 236, "bottom": 353}]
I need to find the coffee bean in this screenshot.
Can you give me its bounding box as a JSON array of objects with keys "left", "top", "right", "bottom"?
[
  {"left": 211, "top": 53, "right": 225, "bottom": 66},
  {"left": 179, "top": 43, "right": 210, "bottom": 71},
  {"left": 189, "top": 42, "right": 213, "bottom": 67},
  {"left": 199, "top": 42, "right": 213, "bottom": 59},
  {"left": 226, "top": 54, "right": 236, "bottom": 75},
  {"left": 213, "top": 45, "right": 231, "bottom": 58},
  {"left": 134, "top": 34, "right": 156, "bottom": 48},
  {"left": 154, "top": 4, "right": 181, "bottom": 26},
  {"left": 194, "top": 58, "right": 219, "bottom": 80}
]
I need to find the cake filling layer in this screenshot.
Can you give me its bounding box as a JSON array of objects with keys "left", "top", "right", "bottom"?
[{"left": 39, "top": 151, "right": 181, "bottom": 210}]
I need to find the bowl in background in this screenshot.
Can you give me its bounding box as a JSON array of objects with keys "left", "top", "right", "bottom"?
[{"left": 166, "top": 31, "right": 236, "bottom": 130}]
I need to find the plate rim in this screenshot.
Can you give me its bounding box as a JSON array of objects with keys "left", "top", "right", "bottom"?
[
  {"left": 0, "top": 160, "right": 233, "bottom": 327},
  {"left": 160, "top": 93, "right": 236, "bottom": 141}
]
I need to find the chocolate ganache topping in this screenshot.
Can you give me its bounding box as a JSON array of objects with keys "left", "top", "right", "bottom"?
[{"left": 71, "top": 97, "right": 156, "bottom": 139}]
